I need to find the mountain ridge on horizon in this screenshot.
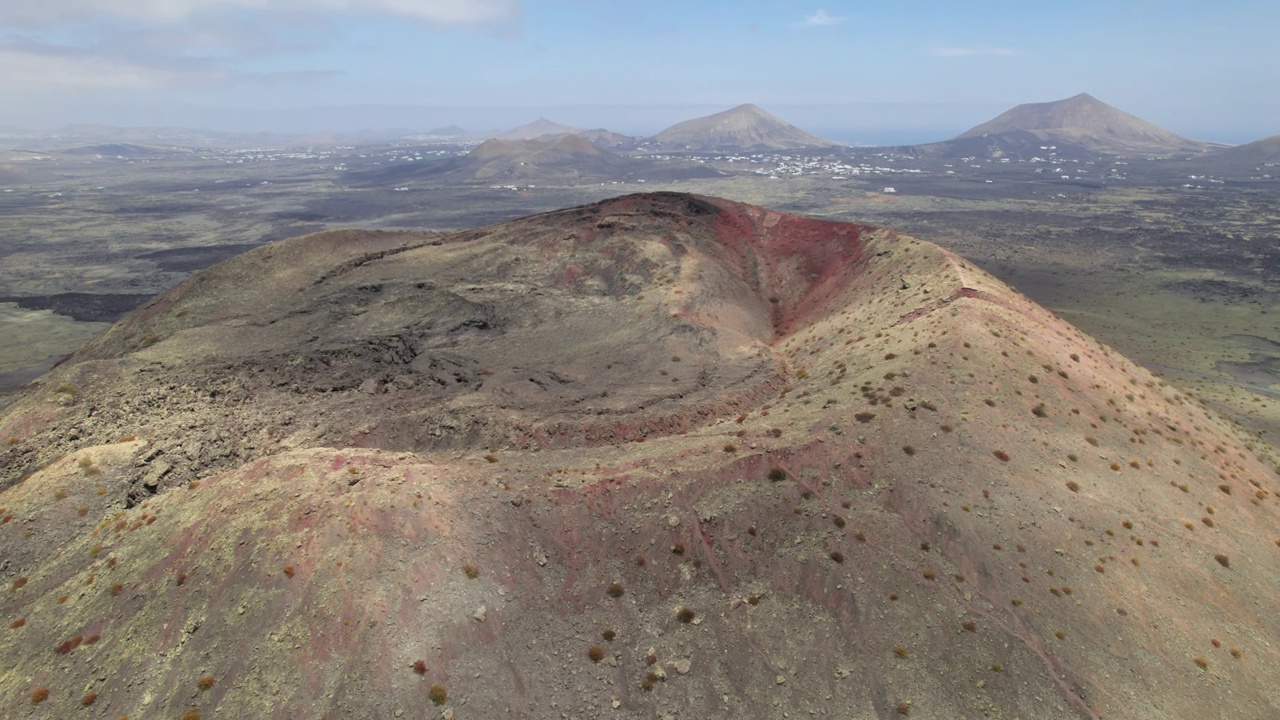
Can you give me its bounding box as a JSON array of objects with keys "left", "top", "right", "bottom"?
[{"left": 3, "top": 96, "right": 1271, "bottom": 153}]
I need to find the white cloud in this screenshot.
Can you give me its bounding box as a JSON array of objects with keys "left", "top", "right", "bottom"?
[
  {"left": 0, "top": 0, "right": 521, "bottom": 27},
  {"left": 799, "top": 10, "right": 843, "bottom": 28},
  {"left": 931, "top": 46, "right": 1023, "bottom": 58},
  {"left": 0, "top": 1, "right": 519, "bottom": 96},
  {"left": 0, "top": 48, "right": 222, "bottom": 91},
  {"left": 0, "top": 44, "right": 345, "bottom": 93}
]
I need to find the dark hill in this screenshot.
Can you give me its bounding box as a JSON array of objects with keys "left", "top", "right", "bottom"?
[
  {"left": 53, "top": 143, "right": 182, "bottom": 158},
  {"left": 899, "top": 129, "right": 1101, "bottom": 161},
  {"left": 358, "top": 135, "right": 722, "bottom": 185},
  {"left": 1188, "top": 135, "right": 1280, "bottom": 176},
  {"left": 425, "top": 124, "right": 468, "bottom": 137}
]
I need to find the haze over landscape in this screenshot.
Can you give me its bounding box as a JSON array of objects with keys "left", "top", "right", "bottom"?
[
  {"left": 3, "top": 3, "right": 1280, "bottom": 720},
  {"left": 2, "top": 0, "right": 1279, "bottom": 143}
]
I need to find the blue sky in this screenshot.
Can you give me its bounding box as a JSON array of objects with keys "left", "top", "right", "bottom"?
[{"left": 2, "top": 0, "right": 1277, "bottom": 142}]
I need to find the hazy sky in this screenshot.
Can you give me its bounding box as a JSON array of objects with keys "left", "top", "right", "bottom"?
[{"left": 2, "top": 0, "right": 1277, "bottom": 142}]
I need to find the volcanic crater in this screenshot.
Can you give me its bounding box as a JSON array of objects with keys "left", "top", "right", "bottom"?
[{"left": 1, "top": 192, "right": 1279, "bottom": 720}]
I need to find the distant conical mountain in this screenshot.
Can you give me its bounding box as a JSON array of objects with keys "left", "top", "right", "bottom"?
[
  {"left": 425, "top": 124, "right": 468, "bottom": 137},
  {"left": 648, "top": 104, "right": 838, "bottom": 152},
  {"left": 494, "top": 117, "right": 581, "bottom": 141},
  {"left": 955, "top": 93, "right": 1215, "bottom": 156}
]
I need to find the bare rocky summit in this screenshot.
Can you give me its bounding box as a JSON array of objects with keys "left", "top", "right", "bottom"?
[{"left": 2, "top": 192, "right": 1278, "bottom": 719}]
